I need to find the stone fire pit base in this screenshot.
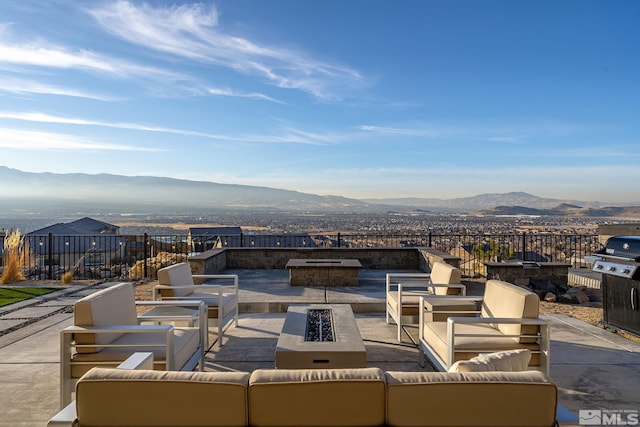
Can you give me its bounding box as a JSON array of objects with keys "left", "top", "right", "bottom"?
[{"left": 285, "top": 259, "right": 362, "bottom": 286}]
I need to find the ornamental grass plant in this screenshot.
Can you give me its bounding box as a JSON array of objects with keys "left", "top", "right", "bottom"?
[{"left": 1, "top": 229, "right": 26, "bottom": 284}]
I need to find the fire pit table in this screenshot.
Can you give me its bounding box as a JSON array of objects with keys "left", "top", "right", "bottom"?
[
  {"left": 285, "top": 258, "right": 362, "bottom": 286},
  {"left": 275, "top": 304, "right": 366, "bottom": 369}
]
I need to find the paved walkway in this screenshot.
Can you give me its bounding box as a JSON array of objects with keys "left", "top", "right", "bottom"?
[{"left": 1, "top": 270, "right": 640, "bottom": 426}]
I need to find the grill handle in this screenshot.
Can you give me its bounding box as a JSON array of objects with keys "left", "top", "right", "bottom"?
[{"left": 632, "top": 287, "right": 638, "bottom": 311}]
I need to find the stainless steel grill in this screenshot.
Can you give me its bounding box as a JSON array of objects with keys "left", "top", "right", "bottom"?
[{"left": 592, "top": 236, "right": 640, "bottom": 336}]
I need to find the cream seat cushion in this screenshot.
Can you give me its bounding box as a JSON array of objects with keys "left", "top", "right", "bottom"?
[
  {"left": 448, "top": 349, "right": 532, "bottom": 373},
  {"left": 70, "top": 327, "right": 200, "bottom": 377},
  {"left": 423, "top": 321, "right": 541, "bottom": 365}
]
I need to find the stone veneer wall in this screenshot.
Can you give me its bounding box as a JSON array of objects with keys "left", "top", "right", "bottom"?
[
  {"left": 189, "top": 249, "right": 226, "bottom": 275},
  {"left": 189, "top": 247, "right": 460, "bottom": 274},
  {"left": 484, "top": 262, "right": 571, "bottom": 287}
]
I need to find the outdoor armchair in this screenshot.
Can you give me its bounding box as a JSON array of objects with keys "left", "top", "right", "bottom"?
[
  {"left": 386, "top": 262, "right": 464, "bottom": 341},
  {"left": 155, "top": 262, "right": 239, "bottom": 347},
  {"left": 59, "top": 283, "right": 206, "bottom": 409},
  {"left": 418, "top": 279, "right": 551, "bottom": 373}
]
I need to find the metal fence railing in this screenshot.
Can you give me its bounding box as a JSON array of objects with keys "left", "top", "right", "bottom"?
[{"left": 1, "top": 232, "right": 602, "bottom": 281}]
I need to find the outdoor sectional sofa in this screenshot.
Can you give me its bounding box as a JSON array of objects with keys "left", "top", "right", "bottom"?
[{"left": 49, "top": 353, "right": 578, "bottom": 427}]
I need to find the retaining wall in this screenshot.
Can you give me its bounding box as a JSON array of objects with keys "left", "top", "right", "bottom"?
[{"left": 189, "top": 247, "right": 459, "bottom": 274}]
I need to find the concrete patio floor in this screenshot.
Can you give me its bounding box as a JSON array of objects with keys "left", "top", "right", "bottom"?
[{"left": 1, "top": 269, "right": 639, "bottom": 426}]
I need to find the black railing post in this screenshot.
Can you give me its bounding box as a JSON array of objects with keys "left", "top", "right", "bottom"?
[
  {"left": 240, "top": 233, "right": 244, "bottom": 247},
  {"left": 428, "top": 232, "right": 432, "bottom": 247},
  {"left": 47, "top": 232, "right": 53, "bottom": 280},
  {"left": 337, "top": 233, "right": 341, "bottom": 247},
  {"left": 143, "top": 233, "right": 148, "bottom": 279},
  {"left": 522, "top": 232, "right": 527, "bottom": 261}
]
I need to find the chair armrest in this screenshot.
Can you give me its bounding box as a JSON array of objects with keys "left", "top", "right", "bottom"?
[
  {"left": 192, "top": 274, "right": 238, "bottom": 281},
  {"left": 47, "top": 401, "right": 77, "bottom": 427},
  {"left": 447, "top": 316, "right": 550, "bottom": 326},
  {"left": 116, "top": 352, "right": 154, "bottom": 370},
  {"left": 192, "top": 274, "right": 238, "bottom": 290},
  {"left": 136, "top": 299, "right": 209, "bottom": 306},
  {"left": 62, "top": 324, "right": 174, "bottom": 334},
  {"left": 427, "top": 283, "right": 467, "bottom": 295},
  {"left": 386, "top": 273, "right": 431, "bottom": 293},
  {"left": 153, "top": 285, "right": 235, "bottom": 301},
  {"left": 136, "top": 299, "right": 208, "bottom": 313},
  {"left": 153, "top": 284, "right": 223, "bottom": 292}
]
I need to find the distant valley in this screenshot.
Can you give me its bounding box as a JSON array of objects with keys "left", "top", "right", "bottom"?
[{"left": 1, "top": 166, "right": 639, "bottom": 218}]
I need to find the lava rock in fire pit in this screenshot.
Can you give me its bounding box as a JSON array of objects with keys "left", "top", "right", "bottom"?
[{"left": 305, "top": 309, "right": 335, "bottom": 342}]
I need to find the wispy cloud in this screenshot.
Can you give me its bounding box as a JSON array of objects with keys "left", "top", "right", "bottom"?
[
  {"left": 207, "top": 87, "right": 285, "bottom": 104},
  {"left": 482, "top": 136, "right": 525, "bottom": 143},
  {"left": 0, "top": 78, "right": 118, "bottom": 101},
  {"left": 359, "top": 124, "right": 519, "bottom": 140},
  {"left": 0, "top": 34, "right": 186, "bottom": 83},
  {"left": 358, "top": 125, "right": 448, "bottom": 138},
  {"left": 0, "top": 127, "right": 157, "bottom": 151},
  {"left": 0, "top": 111, "right": 242, "bottom": 141},
  {"left": 0, "top": 110, "right": 344, "bottom": 146},
  {"left": 86, "top": 1, "right": 364, "bottom": 100}
]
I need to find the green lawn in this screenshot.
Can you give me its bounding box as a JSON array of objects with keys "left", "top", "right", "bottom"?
[{"left": 0, "top": 287, "right": 59, "bottom": 307}]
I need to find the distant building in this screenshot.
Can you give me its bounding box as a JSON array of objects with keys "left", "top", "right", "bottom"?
[
  {"left": 187, "top": 227, "right": 242, "bottom": 252},
  {"left": 27, "top": 217, "right": 125, "bottom": 278},
  {"left": 30, "top": 217, "right": 120, "bottom": 236}
]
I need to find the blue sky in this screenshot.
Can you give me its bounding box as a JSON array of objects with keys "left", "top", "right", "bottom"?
[{"left": 1, "top": 1, "right": 639, "bottom": 203}]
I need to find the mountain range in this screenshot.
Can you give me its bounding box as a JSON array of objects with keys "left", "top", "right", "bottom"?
[{"left": 0, "top": 166, "right": 638, "bottom": 217}]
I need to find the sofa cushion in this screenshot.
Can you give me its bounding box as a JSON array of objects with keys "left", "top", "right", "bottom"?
[
  {"left": 70, "top": 326, "right": 200, "bottom": 378},
  {"left": 157, "top": 263, "right": 195, "bottom": 298},
  {"left": 249, "top": 368, "right": 386, "bottom": 426},
  {"left": 73, "top": 283, "right": 138, "bottom": 353},
  {"left": 423, "top": 321, "right": 540, "bottom": 366},
  {"left": 429, "top": 262, "right": 462, "bottom": 295},
  {"left": 76, "top": 367, "right": 249, "bottom": 426},
  {"left": 385, "top": 370, "right": 557, "bottom": 427},
  {"left": 448, "top": 349, "right": 532, "bottom": 373},
  {"left": 481, "top": 280, "right": 540, "bottom": 343}
]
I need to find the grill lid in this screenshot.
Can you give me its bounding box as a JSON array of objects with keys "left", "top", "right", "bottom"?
[{"left": 597, "top": 236, "right": 640, "bottom": 262}]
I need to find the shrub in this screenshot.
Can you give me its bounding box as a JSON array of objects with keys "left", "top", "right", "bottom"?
[
  {"left": 1, "top": 230, "right": 26, "bottom": 284},
  {"left": 61, "top": 271, "right": 74, "bottom": 284}
]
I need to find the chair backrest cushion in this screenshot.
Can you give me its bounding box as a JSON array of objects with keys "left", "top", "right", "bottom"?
[
  {"left": 249, "top": 368, "right": 386, "bottom": 426},
  {"left": 157, "top": 262, "right": 195, "bottom": 297},
  {"left": 385, "top": 370, "right": 557, "bottom": 427},
  {"left": 73, "top": 282, "right": 138, "bottom": 353},
  {"left": 430, "top": 262, "right": 462, "bottom": 295},
  {"left": 481, "top": 280, "right": 540, "bottom": 343},
  {"left": 76, "top": 367, "right": 249, "bottom": 426}
]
